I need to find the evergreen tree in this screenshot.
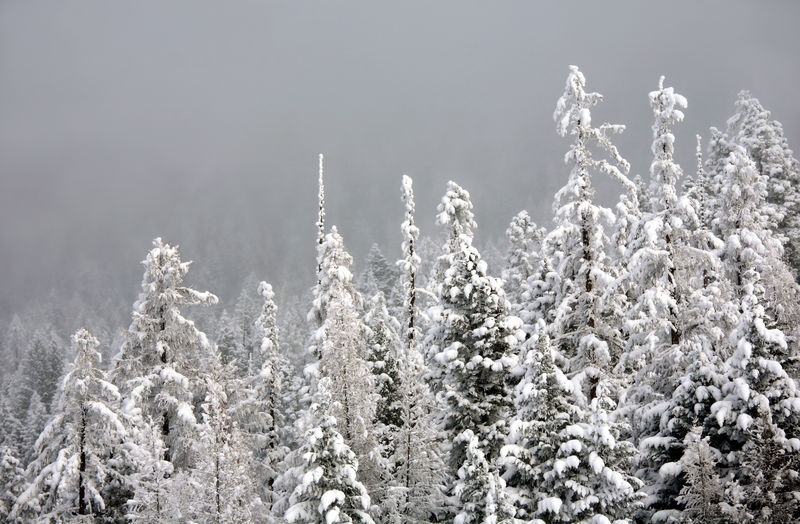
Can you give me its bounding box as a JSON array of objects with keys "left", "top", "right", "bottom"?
[
  {"left": 453, "top": 429, "right": 514, "bottom": 524},
  {"left": 364, "top": 292, "right": 403, "bottom": 456},
  {"left": 425, "top": 181, "right": 523, "bottom": 474},
  {"left": 249, "top": 280, "right": 291, "bottom": 509},
  {"left": 193, "top": 348, "right": 263, "bottom": 523},
  {"left": 284, "top": 381, "right": 375, "bottom": 524},
  {"left": 503, "top": 323, "right": 642, "bottom": 522},
  {"left": 502, "top": 210, "right": 545, "bottom": 322},
  {"left": 726, "top": 91, "right": 800, "bottom": 280},
  {"left": 392, "top": 175, "right": 447, "bottom": 522},
  {"left": 501, "top": 323, "right": 581, "bottom": 521},
  {"left": 11, "top": 329, "right": 128, "bottom": 521},
  {"left": 0, "top": 445, "right": 25, "bottom": 521},
  {"left": 549, "top": 65, "right": 632, "bottom": 396},
  {"left": 112, "top": 238, "right": 218, "bottom": 468}
]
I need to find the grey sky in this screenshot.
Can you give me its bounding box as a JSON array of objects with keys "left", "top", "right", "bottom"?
[{"left": 1, "top": 0, "right": 799, "bottom": 321}]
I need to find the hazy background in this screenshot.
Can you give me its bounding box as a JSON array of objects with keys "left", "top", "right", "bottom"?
[{"left": 2, "top": 0, "right": 799, "bottom": 325}]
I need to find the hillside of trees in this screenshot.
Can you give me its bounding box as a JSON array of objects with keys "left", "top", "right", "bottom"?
[{"left": 1, "top": 66, "right": 799, "bottom": 523}]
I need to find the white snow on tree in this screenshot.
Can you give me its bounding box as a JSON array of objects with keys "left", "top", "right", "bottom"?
[
  {"left": 548, "top": 65, "right": 633, "bottom": 400},
  {"left": 11, "top": 328, "right": 127, "bottom": 521},
  {"left": 502, "top": 210, "right": 545, "bottom": 324},
  {"left": 727, "top": 91, "right": 800, "bottom": 280},
  {"left": 112, "top": 237, "right": 217, "bottom": 469},
  {"left": 425, "top": 180, "right": 523, "bottom": 476},
  {"left": 0, "top": 446, "right": 25, "bottom": 521},
  {"left": 192, "top": 347, "right": 264, "bottom": 523},
  {"left": 389, "top": 175, "right": 447, "bottom": 522},
  {"left": 453, "top": 429, "right": 514, "bottom": 524},
  {"left": 285, "top": 380, "right": 375, "bottom": 524}
]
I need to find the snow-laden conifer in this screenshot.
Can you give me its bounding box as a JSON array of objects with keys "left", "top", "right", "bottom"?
[
  {"left": 112, "top": 238, "right": 217, "bottom": 469},
  {"left": 0, "top": 446, "right": 25, "bottom": 520},
  {"left": 453, "top": 429, "right": 514, "bottom": 524},
  {"left": 727, "top": 92, "right": 800, "bottom": 277},
  {"left": 11, "top": 329, "right": 127, "bottom": 520},
  {"left": 502, "top": 210, "right": 545, "bottom": 322},
  {"left": 285, "top": 380, "right": 375, "bottom": 524},
  {"left": 549, "top": 65, "right": 632, "bottom": 396},
  {"left": 425, "top": 181, "right": 522, "bottom": 473}
]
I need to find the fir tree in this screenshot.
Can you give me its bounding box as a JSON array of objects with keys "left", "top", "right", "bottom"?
[
  {"left": 425, "top": 181, "right": 522, "bottom": 473},
  {"left": 453, "top": 429, "right": 514, "bottom": 524},
  {"left": 285, "top": 381, "right": 375, "bottom": 524},
  {"left": 11, "top": 329, "right": 127, "bottom": 521},
  {"left": 0, "top": 445, "right": 25, "bottom": 521},
  {"left": 549, "top": 65, "right": 632, "bottom": 397},
  {"left": 112, "top": 238, "right": 218, "bottom": 468}
]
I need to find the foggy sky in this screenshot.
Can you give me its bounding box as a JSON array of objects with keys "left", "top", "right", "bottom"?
[{"left": 2, "top": 0, "right": 799, "bottom": 323}]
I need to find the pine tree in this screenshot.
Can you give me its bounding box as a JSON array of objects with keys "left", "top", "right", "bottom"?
[
  {"left": 425, "top": 181, "right": 522, "bottom": 474},
  {"left": 0, "top": 445, "right": 25, "bottom": 521},
  {"left": 193, "top": 348, "right": 263, "bottom": 523},
  {"left": 453, "top": 429, "right": 514, "bottom": 524},
  {"left": 703, "top": 147, "right": 800, "bottom": 516},
  {"left": 501, "top": 323, "right": 581, "bottom": 520},
  {"left": 392, "top": 175, "right": 447, "bottom": 522},
  {"left": 284, "top": 381, "right": 375, "bottom": 524},
  {"left": 502, "top": 324, "right": 642, "bottom": 522},
  {"left": 549, "top": 65, "right": 632, "bottom": 396},
  {"left": 676, "top": 431, "right": 727, "bottom": 523},
  {"left": 112, "top": 238, "right": 218, "bottom": 469},
  {"left": 249, "top": 280, "right": 291, "bottom": 509},
  {"left": 726, "top": 92, "right": 800, "bottom": 280},
  {"left": 617, "top": 78, "right": 689, "bottom": 457},
  {"left": 502, "top": 210, "right": 545, "bottom": 322},
  {"left": 364, "top": 292, "right": 403, "bottom": 455},
  {"left": 11, "top": 329, "right": 128, "bottom": 521},
  {"left": 125, "top": 420, "right": 174, "bottom": 523}
]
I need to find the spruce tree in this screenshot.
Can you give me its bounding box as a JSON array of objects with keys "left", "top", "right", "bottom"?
[
  {"left": 425, "top": 181, "right": 522, "bottom": 473},
  {"left": 549, "top": 65, "right": 632, "bottom": 397},
  {"left": 11, "top": 329, "right": 128, "bottom": 521},
  {"left": 112, "top": 237, "right": 218, "bottom": 469},
  {"left": 285, "top": 381, "right": 375, "bottom": 524}
]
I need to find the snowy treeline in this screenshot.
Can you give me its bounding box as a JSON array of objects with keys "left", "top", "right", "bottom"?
[{"left": 1, "top": 66, "right": 800, "bottom": 523}]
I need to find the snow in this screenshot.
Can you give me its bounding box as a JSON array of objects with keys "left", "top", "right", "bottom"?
[
  {"left": 320, "top": 490, "right": 344, "bottom": 510},
  {"left": 538, "top": 496, "right": 563, "bottom": 514}
]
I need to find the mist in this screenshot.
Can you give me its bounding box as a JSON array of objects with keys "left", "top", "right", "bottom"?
[{"left": 2, "top": 0, "right": 799, "bottom": 323}]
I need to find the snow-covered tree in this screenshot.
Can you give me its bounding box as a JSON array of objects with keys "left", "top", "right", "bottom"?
[
  {"left": 726, "top": 92, "right": 800, "bottom": 279},
  {"left": 501, "top": 323, "right": 581, "bottom": 520},
  {"left": 676, "top": 431, "right": 728, "bottom": 523},
  {"left": 11, "top": 329, "right": 127, "bottom": 521},
  {"left": 193, "top": 349, "right": 263, "bottom": 523},
  {"left": 453, "top": 429, "right": 514, "bottom": 524},
  {"left": 426, "top": 181, "right": 522, "bottom": 473},
  {"left": 0, "top": 446, "right": 25, "bottom": 520},
  {"left": 364, "top": 292, "right": 403, "bottom": 454},
  {"left": 125, "top": 420, "right": 174, "bottom": 523},
  {"left": 390, "top": 175, "right": 447, "bottom": 522},
  {"left": 503, "top": 323, "right": 642, "bottom": 522},
  {"left": 502, "top": 210, "right": 545, "bottom": 322},
  {"left": 549, "top": 65, "right": 632, "bottom": 395},
  {"left": 616, "top": 77, "right": 689, "bottom": 451},
  {"left": 285, "top": 381, "right": 375, "bottom": 524},
  {"left": 317, "top": 153, "right": 326, "bottom": 282},
  {"left": 112, "top": 238, "right": 218, "bottom": 469},
  {"left": 248, "top": 280, "right": 291, "bottom": 509}
]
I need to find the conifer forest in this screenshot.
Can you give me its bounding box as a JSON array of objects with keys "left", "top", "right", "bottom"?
[{"left": 2, "top": 3, "right": 800, "bottom": 524}]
